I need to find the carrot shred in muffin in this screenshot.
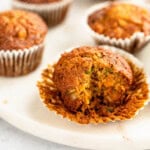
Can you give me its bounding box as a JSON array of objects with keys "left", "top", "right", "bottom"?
[
  {"left": 37, "top": 46, "right": 149, "bottom": 124},
  {"left": 88, "top": 3, "right": 150, "bottom": 39}
]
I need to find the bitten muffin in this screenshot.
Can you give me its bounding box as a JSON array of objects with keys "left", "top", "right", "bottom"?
[
  {"left": 86, "top": 2, "right": 150, "bottom": 52},
  {"left": 0, "top": 10, "right": 48, "bottom": 76},
  {"left": 12, "top": 0, "right": 73, "bottom": 27},
  {"left": 53, "top": 47, "right": 133, "bottom": 112},
  {"left": 37, "top": 46, "right": 149, "bottom": 124}
]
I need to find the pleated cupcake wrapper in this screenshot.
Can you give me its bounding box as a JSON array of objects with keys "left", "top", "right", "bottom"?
[
  {"left": 0, "top": 44, "right": 44, "bottom": 77},
  {"left": 85, "top": 1, "right": 150, "bottom": 53},
  {"left": 38, "top": 46, "right": 150, "bottom": 124},
  {"left": 12, "top": 0, "right": 73, "bottom": 27}
]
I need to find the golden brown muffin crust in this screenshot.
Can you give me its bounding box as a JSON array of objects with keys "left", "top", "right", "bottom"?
[
  {"left": 0, "top": 10, "right": 48, "bottom": 50},
  {"left": 19, "top": 0, "right": 61, "bottom": 4},
  {"left": 88, "top": 3, "right": 150, "bottom": 39}
]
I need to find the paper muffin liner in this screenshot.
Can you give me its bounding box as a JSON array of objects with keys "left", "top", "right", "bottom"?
[
  {"left": 0, "top": 44, "right": 44, "bottom": 77},
  {"left": 12, "top": 0, "right": 73, "bottom": 27},
  {"left": 37, "top": 46, "right": 150, "bottom": 124},
  {"left": 85, "top": 1, "right": 150, "bottom": 53}
]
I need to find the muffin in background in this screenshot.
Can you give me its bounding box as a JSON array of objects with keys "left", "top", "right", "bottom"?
[
  {"left": 37, "top": 46, "right": 150, "bottom": 124},
  {"left": 86, "top": 2, "right": 150, "bottom": 53},
  {"left": 0, "top": 10, "right": 48, "bottom": 77},
  {"left": 12, "top": 0, "right": 73, "bottom": 27}
]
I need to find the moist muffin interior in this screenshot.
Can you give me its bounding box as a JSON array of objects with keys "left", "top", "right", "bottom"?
[
  {"left": 88, "top": 3, "right": 150, "bottom": 39},
  {"left": 37, "top": 47, "right": 149, "bottom": 124}
]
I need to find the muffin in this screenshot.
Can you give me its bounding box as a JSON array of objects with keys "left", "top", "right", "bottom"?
[
  {"left": 86, "top": 2, "right": 150, "bottom": 53},
  {"left": 37, "top": 46, "right": 150, "bottom": 124},
  {"left": 0, "top": 10, "right": 48, "bottom": 76},
  {"left": 12, "top": 0, "right": 73, "bottom": 27}
]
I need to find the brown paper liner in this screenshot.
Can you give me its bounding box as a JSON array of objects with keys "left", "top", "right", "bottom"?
[
  {"left": 12, "top": 0, "right": 73, "bottom": 27},
  {"left": 0, "top": 44, "right": 44, "bottom": 77},
  {"left": 37, "top": 46, "right": 150, "bottom": 124}
]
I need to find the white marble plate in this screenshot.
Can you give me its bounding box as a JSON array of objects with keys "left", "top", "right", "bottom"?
[{"left": 0, "top": 0, "right": 150, "bottom": 150}]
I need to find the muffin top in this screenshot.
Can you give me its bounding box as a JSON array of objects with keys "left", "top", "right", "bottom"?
[
  {"left": 19, "top": 0, "right": 61, "bottom": 4},
  {"left": 88, "top": 3, "right": 150, "bottom": 39},
  {"left": 0, "top": 10, "right": 48, "bottom": 50},
  {"left": 53, "top": 46, "right": 133, "bottom": 112}
]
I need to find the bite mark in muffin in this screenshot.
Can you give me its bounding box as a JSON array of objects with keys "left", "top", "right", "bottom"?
[
  {"left": 37, "top": 46, "right": 149, "bottom": 124},
  {"left": 53, "top": 47, "right": 133, "bottom": 112}
]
